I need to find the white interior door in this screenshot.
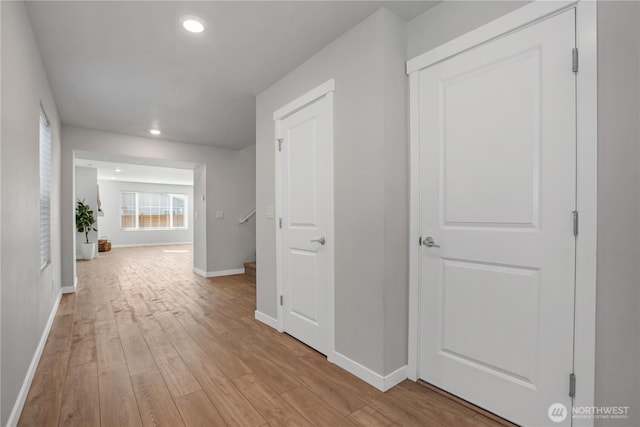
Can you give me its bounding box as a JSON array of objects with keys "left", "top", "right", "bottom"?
[
  {"left": 277, "top": 94, "right": 333, "bottom": 355},
  {"left": 418, "top": 10, "right": 576, "bottom": 426}
]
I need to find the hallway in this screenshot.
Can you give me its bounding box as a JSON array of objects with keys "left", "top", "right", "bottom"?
[{"left": 18, "top": 246, "right": 505, "bottom": 426}]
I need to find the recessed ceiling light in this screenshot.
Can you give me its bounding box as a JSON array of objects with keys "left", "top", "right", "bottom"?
[
  {"left": 149, "top": 129, "right": 161, "bottom": 135},
  {"left": 115, "top": 167, "right": 122, "bottom": 173},
  {"left": 182, "top": 16, "right": 205, "bottom": 33}
]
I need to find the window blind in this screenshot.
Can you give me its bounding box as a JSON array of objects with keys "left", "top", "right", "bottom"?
[{"left": 39, "top": 109, "right": 52, "bottom": 269}]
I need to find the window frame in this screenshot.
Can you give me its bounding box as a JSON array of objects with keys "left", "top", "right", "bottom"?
[{"left": 120, "top": 191, "right": 188, "bottom": 231}]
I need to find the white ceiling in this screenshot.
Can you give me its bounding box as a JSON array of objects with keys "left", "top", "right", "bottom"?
[
  {"left": 26, "top": 1, "right": 437, "bottom": 150},
  {"left": 75, "top": 159, "right": 194, "bottom": 186}
]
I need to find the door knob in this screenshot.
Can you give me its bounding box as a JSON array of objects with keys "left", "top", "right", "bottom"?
[
  {"left": 310, "top": 237, "right": 326, "bottom": 245},
  {"left": 422, "top": 236, "right": 440, "bottom": 248}
]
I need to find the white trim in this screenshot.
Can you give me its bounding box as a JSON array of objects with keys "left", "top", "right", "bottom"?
[
  {"left": 325, "top": 91, "right": 336, "bottom": 359},
  {"left": 328, "top": 351, "right": 407, "bottom": 392},
  {"left": 254, "top": 311, "right": 279, "bottom": 329},
  {"left": 275, "top": 117, "right": 284, "bottom": 332},
  {"left": 111, "top": 241, "right": 193, "bottom": 248},
  {"left": 406, "top": 1, "right": 577, "bottom": 74},
  {"left": 193, "top": 268, "right": 245, "bottom": 278},
  {"left": 407, "top": 71, "right": 421, "bottom": 382},
  {"left": 61, "top": 285, "right": 76, "bottom": 294},
  {"left": 406, "top": 1, "right": 597, "bottom": 423},
  {"left": 6, "top": 289, "right": 62, "bottom": 427},
  {"left": 273, "top": 79, "right": 335, "bottom": 120},
  {"left": 572, "top": 2, "right": 597, "bottom": 425}
]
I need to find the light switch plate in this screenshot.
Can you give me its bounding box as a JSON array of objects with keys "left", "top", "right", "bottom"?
[
  {"left": 266, "top": 205, "right": 274, "bottom": 219},
  {"left": 216, "top": 211, "right": 224, "bottom": 219}
]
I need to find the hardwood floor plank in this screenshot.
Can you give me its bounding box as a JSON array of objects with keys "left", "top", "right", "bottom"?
[
  {"left": 185, "top": 324, "right": 252, "bottom": 379},
  {"left": 387, "top": 381, "right": 484, "bottom": 426},
  {"left": 215, "top": 331, "right": 300, "bottom": 394},
  {"left": 58, "top": 362, "right": 100, "bottom": 427},
  {"left": 180, "top": 349, "right": 266, "bottom": 427},
  {"left": 174, "top": 390, "right": 227, "bottom": 427},
  {"left": 42, "top": 314, "right": 74, "bottom": 356},
  {"left": 98, "top": 365, "right": 143, "bottom": 427},
  {"left": 94, "top": 300, "right": 116, "bottom": 323},
  {"left": 130, "top": 369, "right": 186, "bottom": 427},
  {"left": 68, "top": 319, "right": 97, "bottom": 366},
  {"left": 281, "top": 386, "right": 357, "bottom": 427},
  {"left": 155, "top": 354, "right": 201, "bottom": 398},
  {"left": 18, "top": 352, "right": 68, "bottom": 427},
  {"left": 95, "top": 320, "right": 127, "bottom": 371},
  {"left": 119, "top": 322, "right": 157, "bottom": 376},
  {"left": 295, "top": 363, "right": 367, "bottom": 416},
  {"left": 361, "top": 392, "right": 444, "bottom": 427},
  {"left": 153, "top": 311, "right": 183, "bottom": 330},
  {"left": 57, "top": 294, "right": 75, "bottom": 316},
  {"left": 349, "top": 406, "right": 395, "bottom": 427},
  {"left": 163, "top": 322, "right": 201, "bottom": 352},
  {"left": 232, "top": 374, "right": 313, "bottom": 427},
  {"left": 141, "top": 329, "right": 202, "bottom": 397}
]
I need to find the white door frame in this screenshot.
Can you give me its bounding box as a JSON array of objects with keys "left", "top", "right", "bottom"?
[
  {"left": 273, "top": 79, "right": 336, "bottom": 357},
  {"left": 406, "top": 2, "right": 597, "bottom": 426}
]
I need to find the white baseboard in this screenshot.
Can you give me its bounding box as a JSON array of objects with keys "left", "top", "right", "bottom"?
[
  {"left": 111, "top": 241, "right": 193, "bottom": 248},
  {"left": 6, "top": 289, "right": 62, "bottom": 427},
  {"left": 193, "top": 267, "right": 245, "bottom": 278},
  {"left": 61, "top": 276, "right": 78, "bottom": 294},
  {"left": 328, "top": 351, "right": 407, "bottom": 392},
  {"left": 61, "top": 285, "right": 76, "bottom": 294},
  {"left": 254, "top": 311, "right": 278, "bottom": 329}
]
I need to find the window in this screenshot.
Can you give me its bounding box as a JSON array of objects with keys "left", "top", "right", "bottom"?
[
  {"left": 39, "top": 108, "right": 52, "bottom": 269},
  {"left": 120, "top": 191, "right": 188, "bottom": 230}
]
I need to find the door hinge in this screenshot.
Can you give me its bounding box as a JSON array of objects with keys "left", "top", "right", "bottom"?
[
  {"left": 569, "top": 373, "right": 576, "bottom": 397},
  {"left": 572, "top": 48, "right": 579, "bottom": 73},
  {"left": 572, "top": 210, "right": 579, "bottom": 236},
  {"left": 277, "top": 138, "right": 283, "bottom": 152},
  {"left": 279, "top": 217, "right": 282, "bottom": 229},
  {"left": 418, "top": 236, "right": 422, "bottom": 246},
  {"left": 280, "top": 295, "right": 284, "bottom": 306}
]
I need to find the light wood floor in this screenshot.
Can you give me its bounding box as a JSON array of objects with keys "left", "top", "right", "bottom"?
[{"left": 18, "top": 245, "right": 506, "bottom": 427}]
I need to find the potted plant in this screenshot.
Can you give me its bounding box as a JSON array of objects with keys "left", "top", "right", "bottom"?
[{"left": 76, "top": 199, "right": 97, "bottom": 260}]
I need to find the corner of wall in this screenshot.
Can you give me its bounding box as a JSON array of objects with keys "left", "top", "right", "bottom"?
[{"left": 381, "top": 7, "right": 410, "bottom": 376}]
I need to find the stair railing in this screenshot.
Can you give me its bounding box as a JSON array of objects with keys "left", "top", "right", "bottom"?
[{"left": 239, "top": 208, "right": 256, "bottom": 224}]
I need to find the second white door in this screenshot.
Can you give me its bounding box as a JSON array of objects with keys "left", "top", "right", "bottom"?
[
  {"left": 417, "top": 9, "right": 577, "bottom": 426},
  {"left": 277, "top": 92, "right": 333, "bottom": 355}
]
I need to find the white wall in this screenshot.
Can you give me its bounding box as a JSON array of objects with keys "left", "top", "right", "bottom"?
[
  {"left": 75, "top": 167, "right": 98, "bottom": 258},
  {"left": 193, "top": 164, "right": 208, "bottom": 270},
  {"left": 96, "top": 180, "right": 194, "bottom": 247},
  {"left": 61, "top": 126, "right": 255, "bottom": 287},
  {"left": 256, "top": 8, "right": 408, "bottom": 376},
  {"left": 1, "top": 2, "right": 62, "bottom": 424},
  {"left": 406, "top": 1, "right": 529, "bottom": 59},
  {"left": 596, "top": 2, "right": 640, "bottom": 426},
  {"left": 407, "top": 2, "right": 640, "bottom": 426}
]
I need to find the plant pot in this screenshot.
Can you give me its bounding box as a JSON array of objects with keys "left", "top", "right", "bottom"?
[{"left": 80, "top": 242, "right": 96, "bottom": 260}]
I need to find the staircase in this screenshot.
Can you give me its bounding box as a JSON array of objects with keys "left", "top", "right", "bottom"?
[{"left": 244, "top": 262, "right": 256, "bottom": 283}]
